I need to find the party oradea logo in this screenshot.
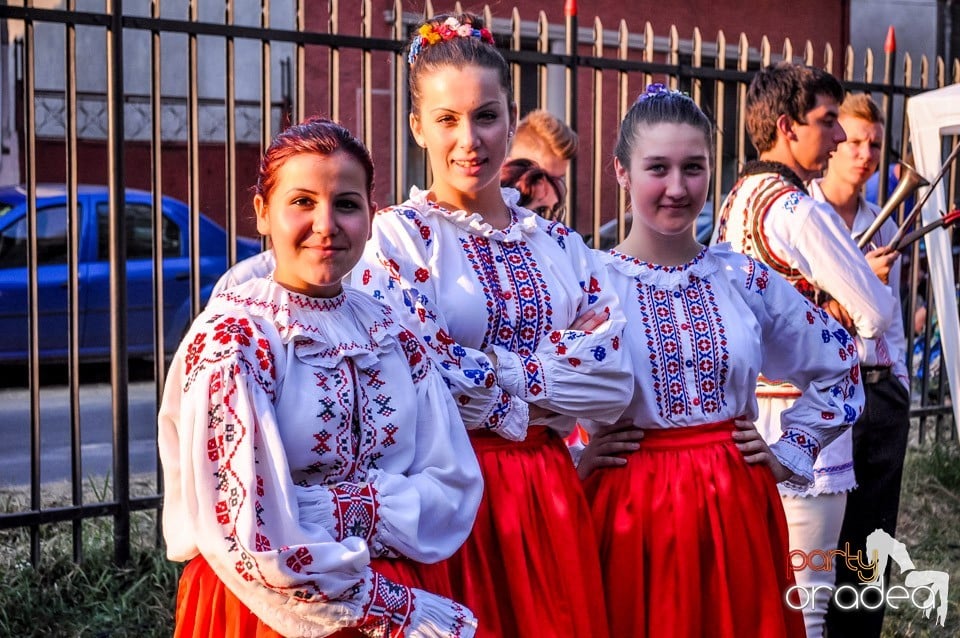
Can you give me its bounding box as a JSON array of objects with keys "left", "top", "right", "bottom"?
[{"left": 785, "top": 528, "right": 949, "bottom": 627}]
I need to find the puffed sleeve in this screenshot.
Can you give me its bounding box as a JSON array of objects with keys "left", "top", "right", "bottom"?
[
  {"left": 735, "top": 258, "right": 863, "bottom": 485},
  {"left": 354, "top": 211, "right": 531, "bottom": 441},
  {"left": 491, "top": 223, "right": 633, "bottom": 424},
  {"left": 295, "top": 329, "right": 483, "bottom": 564},
  {"left": 158, "top": 313, "right": 476, "bottom": 638},
  {"left": 776, "top": 198, "right": 897, "bottom": 339}
]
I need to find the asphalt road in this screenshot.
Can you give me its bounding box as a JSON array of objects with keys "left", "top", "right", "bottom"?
[{"left": 0, "top": 375, "right": 161, "bottom": 487}]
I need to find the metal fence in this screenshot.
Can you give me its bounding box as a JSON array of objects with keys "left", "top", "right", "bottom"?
[{"left": 0, "top": 0, "right": 956, "bottom": 566}]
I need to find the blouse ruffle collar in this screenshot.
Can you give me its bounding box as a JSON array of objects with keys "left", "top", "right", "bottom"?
[
  {"left": 215, "top": 277, "right": 401, "bottom": 368},
  {"left": 602, "top": 245, "right": 720, "bottom": 288},
  {"left": 407, "top": 186, "right": 540, "bottom": 241}
]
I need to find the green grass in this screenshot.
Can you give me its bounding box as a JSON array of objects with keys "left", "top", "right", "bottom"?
[
  {"left": 0, "top": 476, "right": 180, "bottom": 638},
  {"left": 0, "top": 441, "right": 958, "bottom": 636},
  {"left": 881, "top": 437, "right": 960, "bottom": 637}
]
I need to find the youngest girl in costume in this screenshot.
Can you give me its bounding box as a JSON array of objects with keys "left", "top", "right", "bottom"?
[
  {"left": 579, "top": 85, "right": 863, "bottom": 638},
  {"left": 159, "top": 117, "right": 481, "bottom": 637}
]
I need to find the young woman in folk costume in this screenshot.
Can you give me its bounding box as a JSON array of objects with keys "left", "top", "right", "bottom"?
[
  {"left": 353, "top": 14, "right": 632, "bottom": 638},
  {"left": 578, "top": 85, "right": 864, "bottom": 638},
  {"left": 159, "top": 117, "right": 483, "bottom": 638}
]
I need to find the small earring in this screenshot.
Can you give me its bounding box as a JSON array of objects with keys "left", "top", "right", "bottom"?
[{"left": 508, "top": 130, "right": 514, "bottom": 138}]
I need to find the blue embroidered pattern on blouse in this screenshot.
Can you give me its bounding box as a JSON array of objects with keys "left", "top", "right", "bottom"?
[
  {"left": 637, "top": 276, "right": 729, "bottom": 418},
  {"left": 458, "top": 236, "right": 554, "bottom": 356}
]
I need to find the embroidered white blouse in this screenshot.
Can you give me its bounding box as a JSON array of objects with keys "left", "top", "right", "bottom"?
[
  {"left": 596, "top": 246, "right": 863, "bottom": 484},
  {"left": 809, "top": 179, "right": 909, "bottom": 385},
  {"left": 352, "top": 187, "right": 633, "bottom": 441},
  {"left": 779, "top": 179, "right": 911, "bottom": 496},
  {"left": 158, "top": 277, "right": 482, "bottom": 638}
]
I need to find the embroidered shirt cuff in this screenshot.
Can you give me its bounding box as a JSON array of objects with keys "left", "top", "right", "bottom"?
[
  {"left": 770, "top": 429, "right": 820, "bottom": 486},
  {"left": 357, "top": 571, "right": 414, "bottom": 637},
  {"left": 329, "top": 482, "right": 381, "bottom": 549},
  {"left": 406, "top": 589, "right": 478, "bottom": 638},
  {"left": 357, "top": 572, "right": 477, "bottom": 638},
  {"left": 474, "top": 390, "right": 527, "bottom": 441},
  {"left": 491, "top": 345, "right": 549, "bottom": 401}
]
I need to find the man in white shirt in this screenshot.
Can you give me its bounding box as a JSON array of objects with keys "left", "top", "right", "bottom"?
[
  {"left": 712, "top": 62, "right": 897, "bottom": 638},
  {"left": 812, "top": 93, "right": 910, "bottom": 638}
]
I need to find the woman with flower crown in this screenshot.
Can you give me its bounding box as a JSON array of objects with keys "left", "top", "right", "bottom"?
[
  {"left": 352, "top": 13, "right": 631, "bottom": 638},
  {"left": 576, "top": 85, "right": 863, "bottom": 637}
]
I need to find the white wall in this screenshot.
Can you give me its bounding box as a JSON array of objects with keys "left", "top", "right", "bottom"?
[{"left": 849, "top": 0, "right": 939, "bottom": 84}]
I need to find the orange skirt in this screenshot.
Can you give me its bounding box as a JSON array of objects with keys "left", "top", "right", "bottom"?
[
  {"left": 443, "top": 426, "right": 610, "bottom": 638},
  {"left": 584, "top": 421, "right": 806, "bottom": 638},
  {"left": 174, "top": 554, "right": 440, "bottom": 637}
]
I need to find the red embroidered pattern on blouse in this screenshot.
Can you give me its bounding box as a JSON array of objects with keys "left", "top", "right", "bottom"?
[
  {"left": 359, "top": 572, "right": 414, "bottom": 637},
  {"left": 330, "top": 482, "right": 380, "bottom": 545}
]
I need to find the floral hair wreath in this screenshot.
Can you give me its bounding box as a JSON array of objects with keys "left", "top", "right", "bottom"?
[
  {"left": 636, "top": 83, "right": 688, "bottom": 103},
  {"left": 407, "top": 17, "right": 496, "bottom": 64}
]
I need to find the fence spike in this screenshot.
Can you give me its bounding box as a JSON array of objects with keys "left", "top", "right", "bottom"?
[
  {"left": 715, "top": 29, "right": 726, "bottom": 68},
  {"left": 844, "top": 44, "right": 855, "bottom": 82},
  {"left": 692, "top": 27, "right": 702, "bottom": 104},
  {"left": 644, "top": 21, "right": 653, "bottom": 64}
]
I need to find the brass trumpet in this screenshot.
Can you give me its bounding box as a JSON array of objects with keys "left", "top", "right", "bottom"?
[{"left": 856, "top": 162, "right": 928, "bottom": 249}]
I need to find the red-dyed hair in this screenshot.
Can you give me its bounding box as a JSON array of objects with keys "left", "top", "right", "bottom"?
[{"left": 255, "top": 116, "right": 374, "bottom": 202}]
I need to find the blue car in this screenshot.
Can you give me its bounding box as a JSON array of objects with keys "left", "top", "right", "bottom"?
[{"left": 0, "top": 184, "right": 260, "bottom": 362}]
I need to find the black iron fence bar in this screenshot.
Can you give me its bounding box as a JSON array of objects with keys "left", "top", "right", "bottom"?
[
  {"left": 187, "top": 0, "right": 202, "bottom": 320},
  {"left": 879, "top": 35, "right": 895, "bottom": 204},
  {"left": 0, "top": 496, "right": 162, "bottom": 530},
  {"left": 65, "top": 0, "right": 84, "bottom": 565},
  {"left": 22, "top": 2, "right": 42, "bottom": 568},
  {"left": 149, "top": 0, "right": 166, "bottom": 549},
  {"left": 225, "top": 0, "right": 239, "bottom": 267},
  {"left": 260, "top": 0, "right": 271, "bottom": 160},
  {"left": 30, "top": 88, "right": 280, "bottom": 111},
  {"left": 295, "top": 0, "right": 305, "bottom": 123},
  {"left": 361, "top": 0, "right": 373, "bottom": 154},
  {"left": 615, "top": 20, "right": 628, "bottom": 239},
  {"left": 565, "top": 1, "right": 577, "bottom": 245},
  {"left": 106, "top": 0, "right": 131, "bottom": 566},
  {"left": 391, "top": 0, "right": 406, "bottom": 209}
]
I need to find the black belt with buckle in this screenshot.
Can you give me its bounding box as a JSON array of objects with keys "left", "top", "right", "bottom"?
[{"left": 861, "top": 365, "right": 891, "bottom": 385}]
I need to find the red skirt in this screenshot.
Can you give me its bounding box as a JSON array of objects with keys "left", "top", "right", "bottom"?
[
  {"left": 442, "top": 426, "right": 610, "bottom": 638},
  {"left": 584, "top": 421, "right": 806, "bottom": 638},
  {"left": 174, "top": 554, "right": 438, "bottom": 638}
]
